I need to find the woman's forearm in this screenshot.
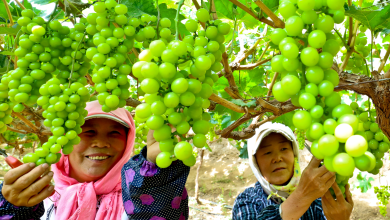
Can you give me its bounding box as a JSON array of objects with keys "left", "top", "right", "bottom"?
[{"left": 281, "top": 189, "right": 313, "bottom": 220}]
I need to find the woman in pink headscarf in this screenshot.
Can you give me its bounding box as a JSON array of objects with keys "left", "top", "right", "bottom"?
[{"left": 0, "top": 100, "right": 190, "bottom": 220}]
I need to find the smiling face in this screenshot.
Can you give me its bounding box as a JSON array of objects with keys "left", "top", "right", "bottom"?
[
  {"left": 69, "top": 118, "right": 127, "bottom": 183},
  {"left": 255, "top": 132, "right": 295, "bottom": 186}
]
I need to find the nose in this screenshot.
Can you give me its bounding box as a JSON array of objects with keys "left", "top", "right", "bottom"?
[
  {"left": 272, "top": 152, "right": 283, "bottom": 163},
  {"left": 92, "top": 136, "right": 110, "bottom": 148}
]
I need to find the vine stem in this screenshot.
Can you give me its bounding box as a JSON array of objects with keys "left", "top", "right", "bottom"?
[
  {"left": 12, "top": 112, "right": 40, "bottom": 133},
  {"left": 266, "top": 72, "right": 279, "bottom": 101},
  {"left": 347, "top": 0, "right": 353, "bottom": 45},
  {"left": 175, "top": 0, "right": 185, "bottom": 41},
  {"left": 339, "top": 20, "right": 359, "bottom": 72},
  {"left": 49, "top": 2, "right": 59, "bottom": 23},
  {"left": 14, "top": 0, "right": 26, "bottom": 10},
  {"left": 378, "top": 44, "right": 390, "bottom": 73},
  {"left": 334, "top": 28, "right": 348, "bottom": 49},
  {"left": 68, "top": 33, "right": 86, "bottom": 87},
  {"left": 2, "top": 0, "right": 14, "bottom": 26},
  {"left": 155, "top": 0, "right": 160, "bottom": 39}
]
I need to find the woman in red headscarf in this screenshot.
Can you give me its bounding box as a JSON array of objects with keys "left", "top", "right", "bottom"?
[{"left": 0, "top": 100, "right": 190, "bottom": 220}]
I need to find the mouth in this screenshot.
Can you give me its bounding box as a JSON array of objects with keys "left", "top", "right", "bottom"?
[
  {"left": 85, "top": 155, "right": 112, "bottom": 161},
  {"left": 273, "top": 167, "right": 286, "bottom": 172}
]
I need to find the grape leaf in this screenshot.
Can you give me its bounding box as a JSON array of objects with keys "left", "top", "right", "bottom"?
[
  {"left": 214, "top": 0, "right": 234, "bottom": 20},
  {"left": 0, "top": 26, "right": 20, "bottom": 35},
  {"left": 0, "top": 51, "right": 14, "bottom": 55},
  {"left": 238, "top": 142, "right": 248, "bottom": 159},
  {"left": 122, "top": 0, "right": 157, "bottom": 17},
  {"left": 221, "top": 115, "right": 234, "bottom": 129},
  {"left": 356, "top": 172, "right": 374, "bottom": 193},
  {"left": 262, "top": 0, "right": 279, "bottom": 12},
  {"left": 345, "top": 4, "right": 390, "bottom": 31},
  {"left": 231, "top": 99, "right": 257, "bottom": 107}
]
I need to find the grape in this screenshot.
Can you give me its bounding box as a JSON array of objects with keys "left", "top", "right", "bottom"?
[
  {"left": 308, "top": 30, "right": 326, "bottom": 49},
  {"left": 315, "top": 15, "right": 334, "bottom": 33},
  {"left": 174, "top": 142, "right": 193, "bottom": 160},
  {"left": 302, "top": 10, "right": 318, "bottom": 24},
  {"left": 281, "top": 43, "right": 299, "bottom": 59},
  {"left": 297, "top": 0, "right": 315, "bottom": 11},
  {"left": 196, "top": 9, "right": 210, "bottom": 23},
  {"left": 279, "top": 1, "right": 297, "bottom": 19},
  {"left": 293, "top": 110, "right": 312, "bottom": 130},
  {"left": 299, "top": 93, "right": 316, "bottom": 109},
  {"left": 156, "top": 152, "right": 173, "bottom": 168},
  {"left": 281, "top": 75, "right": 301, "bottom": 95},
  {"left": 271, "top": 28, "right": 287, "bottom": 45},
  {"left": 285, "top": 16, "right": 304, "bottom": 36},
  {"left": 273, "top": 81, "right": 291, "bottom": 102},
  {"left": 327, "top": 0, "right": 345, "bottom": 10},
  {"left": 301, "top": 48, "right": 319, "bottom": 66},
  {"left": 318, "top": 134, "right": 339, "bottom": 156}
]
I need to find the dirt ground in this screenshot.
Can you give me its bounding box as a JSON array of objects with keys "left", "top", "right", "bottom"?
[{"left": 186, "top": 139, "right": 390, "bottom": 220}]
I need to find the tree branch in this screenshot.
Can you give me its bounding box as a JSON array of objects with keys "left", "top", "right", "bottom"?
[
  {"left": 209, "top": 93, "right": 245, "bottom": 113},
  {"left": 12, "top": 112, "right": 40, "bottom": 133},
  {"left": 253, "top": 0, "right": 284, "bottom": 28},
  {"left": 228, "top": 0, "right": 276, "bottom": 28},
  {"left": 14, "top": 0, "right": 26, "bottom": 10},
  {"left": 2, "top": 0, "right": 14, "bottom": 26},
  {"left": 125, "top": 97, "right": 142, "bottom": 107},
  {"left": 235, "top": 57, "right": 271, "bottom": 70},
  {"left": 266, "top": 72, "right": 279, "bottom": 101}
]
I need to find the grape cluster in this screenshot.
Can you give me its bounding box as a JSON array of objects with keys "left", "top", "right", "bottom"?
[
  {"left": 88, "top": 1, "right": 134, "bottom": 111},
  {"left": 134, "top": 121, "right": 149, "bottom": 155},
  {"left": 375, "top": 186, "right": 390, "bottom": 216},
  {"left": 296, "top": 129, "right": 306, "bottom": 150},
  {"left": 270, "top": 0, "right": 389, "bottom": 191},
  {"left": 133, "top": 9, "right": 230, "bottom": 168},
  {"left": 6, "top": 8, "right": 94, "bottom": 165}
]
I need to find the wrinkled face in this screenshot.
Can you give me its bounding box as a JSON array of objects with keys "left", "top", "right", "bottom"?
[
  {"left": 69, "top": 118, "right": 127, "bottom": 183},
  {"left": 255, "top": 133, "right": 295, "bottom": 186}
]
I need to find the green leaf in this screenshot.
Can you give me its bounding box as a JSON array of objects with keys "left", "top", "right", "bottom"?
[
  {"left": 356, "top": 172, "right": 374, "bottom": 193},
  {"left": 63, "top": 0, "right": 90, "bottom": 17},
  {"left": 221, "top": 115, "right": 233, "bottom": 129},
  {"left": 0, "top": 26, "right": 20, "bottom": 35},
  {"left": 30, "top": 0, "right": 57, "bottom": 5},
  {"left": 231, "top": 99, "right": 257, "bottom": 107},
  {"left": 214, "top": 0, "right": 234, "bottom": 20},
  {"left": 122, "top": 0, "right": 157, "bottom": 17},
  {"left": 262, "top": 0, "right": 279, "bottom": 12},
  {"left": 0, "top": 51, "right": 14, "bottom": 55},
  {"left": 345, "top": 4, "right": 390, "bottom": 31},
  {"left": 238, "top": 142, "right": 248, "bottom": 159}
]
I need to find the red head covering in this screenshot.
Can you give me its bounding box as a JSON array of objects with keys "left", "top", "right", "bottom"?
[{"left": 51, "top": 100, "right": 136, "bottom": 220}]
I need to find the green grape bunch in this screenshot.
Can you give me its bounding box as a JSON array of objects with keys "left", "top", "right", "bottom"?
[
  {"left": 267, "top": 0, "right": 390, "bottom": 193},
  {"left": 375, "top": 186, "right": 390, "bottom": 216},
  {"left": 88, "top": 1, "right": 134, "bottom": 112},
  {"left": 133, "top": 8, "right": 230, "bottom": 168}
]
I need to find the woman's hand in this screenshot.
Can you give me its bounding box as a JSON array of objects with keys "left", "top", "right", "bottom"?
[
  {"left": 322, "top": 183, "right": 354, "bottom": 220},
  {"left": 295, "top": 157, "right": 336, "bottom": 202},
  {"left": 281, "top": 157, "right": 336, "bottom": 220},
  {"left": 146, "top": 129, "right": 160, "bottom": 164},
  {"left": 2, "top": 163, "right": 54, "bottom": 207},
  {"left": 146, "top": 125, "right": 179, "bottom": 164}
]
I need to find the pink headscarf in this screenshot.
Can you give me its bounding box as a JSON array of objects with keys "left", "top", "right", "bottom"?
[{"left": 50, "top": 100, "right": 136, "bottom": 220}]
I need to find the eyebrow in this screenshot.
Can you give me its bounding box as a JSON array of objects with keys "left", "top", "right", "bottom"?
[
  {"left": 260, "top": 140, "right": 290, "bottom": 149},
  {"left": 83, "top": 124, "right": 126, "bottom": 131}
]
